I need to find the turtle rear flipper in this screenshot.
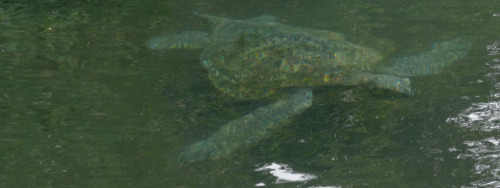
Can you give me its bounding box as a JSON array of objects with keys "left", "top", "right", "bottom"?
[
  {"left": 147, "top": 31, "right": 211, "bottom": 50},
  {"left": 381, "top": 37, "right": 474, "bottom": 76},
  {"left": 178, "top": 88, "right": 313, "bottom": 162}
]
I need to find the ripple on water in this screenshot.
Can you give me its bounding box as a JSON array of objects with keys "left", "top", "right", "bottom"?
[
  {"left": 448, "top": 40, "right": 500, "bottom": 187},
  {"left": 459, "top": 137, "right": 500, "bottom": 187}
]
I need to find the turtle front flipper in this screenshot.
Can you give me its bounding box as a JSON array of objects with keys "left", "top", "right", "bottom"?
[
  {"left": 380, "top": 37, "right": 474, "bottom": 76},
  {"left": 178, "top": 88, "right": 313, "bottom": 162},
  {"left": 147, "top": 31, "right": 211, "bottom": 50},
  {"left": 345, "top": 72, "right": 413, "bottom": 95}
]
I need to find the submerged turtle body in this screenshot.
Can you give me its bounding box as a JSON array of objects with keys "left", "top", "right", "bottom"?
[
  {"left": 150, "top": 13, "right": 403, "bottom": 98},
  {"left": 201, "top": 20, "right": 386, "bottom": 99},
  {"left": 148, "top": 12, "right": 473, "bottom": 161}
]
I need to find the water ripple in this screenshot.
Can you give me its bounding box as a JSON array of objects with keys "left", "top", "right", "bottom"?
[
  {"left": 486, "top": 41, "right": 500, "bottom": 56},
  {"left": 449, "top": 40, "right": 500, "bottom": 187},
  {"left": 446, "top": 101, "right": 500, "bottom": 131},
  {"left": 459, "top": 137, "right": 500, "bottom": 187}
]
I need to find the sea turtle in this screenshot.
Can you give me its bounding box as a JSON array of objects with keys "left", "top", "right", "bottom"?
[{"left": 148, "top": 12, "right": 473, "bottom": 162}]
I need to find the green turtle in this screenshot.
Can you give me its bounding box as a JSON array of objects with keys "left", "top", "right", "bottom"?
[{"left": 148, "top": 12, "right": 473, "bottom": 162}]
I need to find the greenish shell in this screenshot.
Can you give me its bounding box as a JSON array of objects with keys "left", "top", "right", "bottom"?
[{"left": 196, "top": 13, "right": 382, "bottom": 99}]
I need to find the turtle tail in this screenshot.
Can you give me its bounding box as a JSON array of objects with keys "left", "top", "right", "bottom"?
[{"left": 381, "top": 37, "right": 474, "bottom": 76}]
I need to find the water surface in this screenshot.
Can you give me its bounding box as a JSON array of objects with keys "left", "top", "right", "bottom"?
[{"left": 1, "top": 0, "right": 500, "bottom": 187}]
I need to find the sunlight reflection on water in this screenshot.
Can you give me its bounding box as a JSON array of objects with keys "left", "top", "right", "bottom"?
[
  {"left": 486, "top": 42, "right": 500, "bottom": 56},
  {"left": 448, "top": 40, "right": 500, "bottom": 187},
  {"left": 255, "top": 162, "right": 317, "bottom": 185},
  {"left": 254, "top": 162, "right": 341, "bottom": 187},
  {"left": 447, "top": 101, "right": 500, "bottom": 131},
  {"left": 459, "top": 137, "right": 500, "bottom": 187},
  {"left": 447, "top": 41, "right": 500, "bottom": 131}
]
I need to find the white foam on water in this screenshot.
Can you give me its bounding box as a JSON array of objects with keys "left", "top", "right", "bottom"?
[
  {"left": 255, "top": 162, "right": 317, "bottom": 184},
  {"left": 254, "top": 162, "right": 343, "bottom": 187}
]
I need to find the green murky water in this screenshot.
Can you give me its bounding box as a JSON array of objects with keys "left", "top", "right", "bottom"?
[{"left": 1, "top": 1, "right": 500, "bottom": 187}]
